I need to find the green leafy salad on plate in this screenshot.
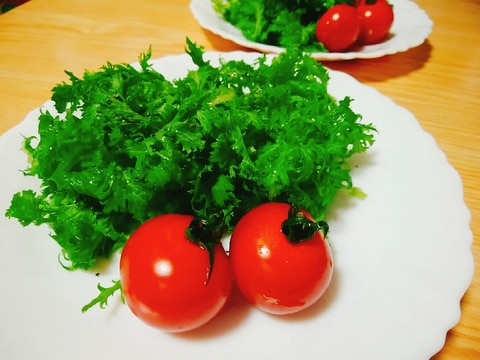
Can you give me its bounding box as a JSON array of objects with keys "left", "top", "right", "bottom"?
[{"left": 5, "top": 39, "right": 375, "bottom": 274}]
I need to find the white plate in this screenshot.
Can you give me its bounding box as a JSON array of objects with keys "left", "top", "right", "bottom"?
[
  {"left": 190, "top": 0, "right": 433, "bottom": 60},
  {"left": 0, "top": 51, "right": 473, "bottom": 360}
]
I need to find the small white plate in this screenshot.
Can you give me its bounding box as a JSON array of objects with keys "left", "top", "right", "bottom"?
[
  {"left": 0, "top": 51, "right": 472, "bottom": 360},
  {"left": 190, "top": 0, "right": 433, "bottom": 60}
]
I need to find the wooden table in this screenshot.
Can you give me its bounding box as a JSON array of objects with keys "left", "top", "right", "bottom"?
[{"left": 0, "top": 0, "right": 478, "bottom": 358}]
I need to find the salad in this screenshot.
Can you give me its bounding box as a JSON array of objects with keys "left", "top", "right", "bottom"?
[
  {"left": 5, "top": 39, "right": 375, "bottom": 330},
  {"left": 212, "top": 0, "right": 394, "bottom": 52}
]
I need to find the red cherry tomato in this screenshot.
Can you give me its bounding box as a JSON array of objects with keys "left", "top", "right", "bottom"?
[
  {"left": 119, "top": 214, "right": 233, "bottom": 332},
  {"left": 356, "top": 0, "right": 394, "bottom": 45},
  {"left": 229, "top": 202, "right": 333, "bottom": 315},
  {"left": 315, "top": 4, "right": 361, "bottom": 52}
]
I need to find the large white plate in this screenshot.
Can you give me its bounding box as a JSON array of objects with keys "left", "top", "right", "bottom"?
[
  {"left": 190, "top": 0, "right": 433, "bottom": 60},
  {"left": 0, "top": 51, "right": 473, "bottom": 360}
]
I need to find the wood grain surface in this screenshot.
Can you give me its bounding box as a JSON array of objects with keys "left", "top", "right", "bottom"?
[{"left": 0, "top": 1, "right": 478, "bottom": 358}]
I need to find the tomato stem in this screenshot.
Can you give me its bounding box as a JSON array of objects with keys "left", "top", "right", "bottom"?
[
  {"left": 281, "top": 206, "right": 329, "bottom": 243},
  {"left": 185, "top": 214, "right": 225, "bottom": 283}
]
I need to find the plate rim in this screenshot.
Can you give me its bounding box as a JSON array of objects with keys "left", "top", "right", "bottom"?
[{"left": 0, "top": 50, "right": 473, "bottom": 360}]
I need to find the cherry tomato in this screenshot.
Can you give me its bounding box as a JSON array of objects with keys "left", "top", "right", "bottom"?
[
  {"left": 229, "top": 202, "right": 333, "bottom": 315},
  {"left": 356, "top": 0, "right": 394, "bottom": 45},
  {"left": 119, "top": 214, "right": 233, "bottom": 332},
  {"left": 315, "top": 4, "right": 361, "bottom": 52}
]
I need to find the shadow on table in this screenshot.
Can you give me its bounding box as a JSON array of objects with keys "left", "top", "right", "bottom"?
[{"left": 323, "top": 40, "right": 433, "bottom": 82}]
